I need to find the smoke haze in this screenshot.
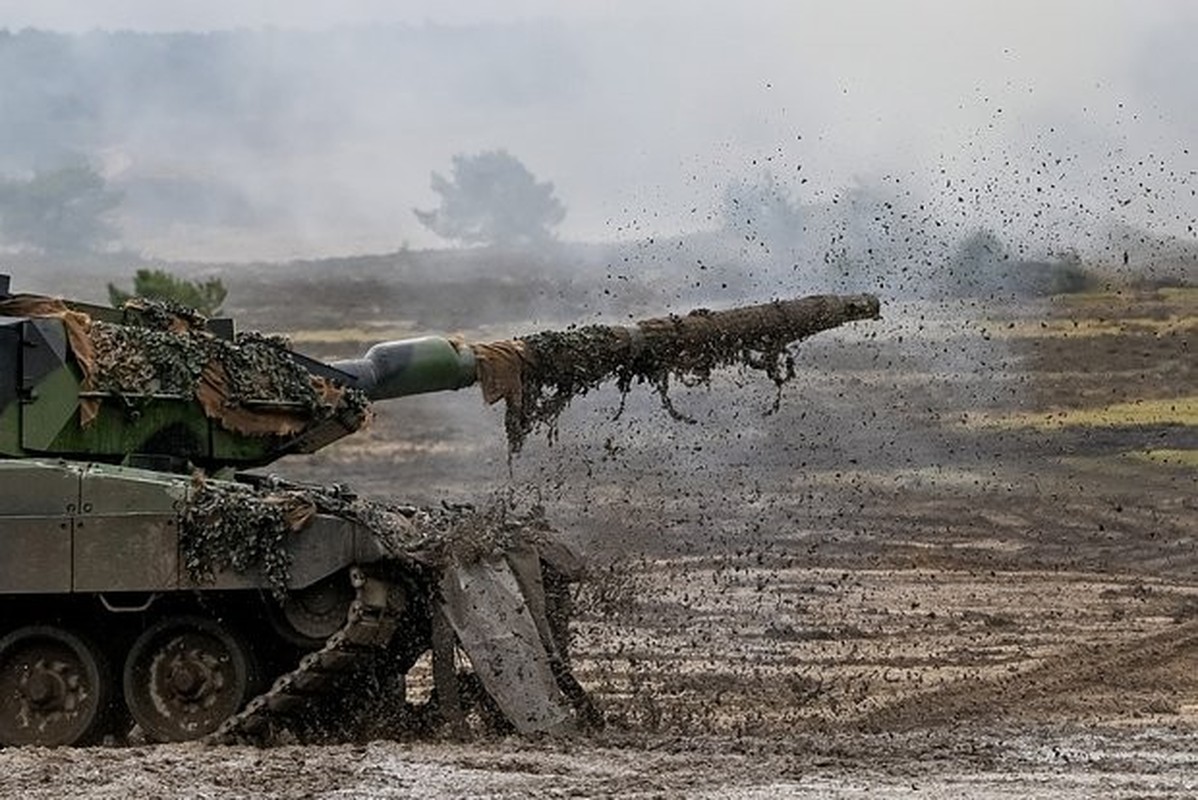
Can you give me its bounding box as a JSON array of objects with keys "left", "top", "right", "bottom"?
[{"left": 0, "top": 0, "right": 1195, "bottom": 269}]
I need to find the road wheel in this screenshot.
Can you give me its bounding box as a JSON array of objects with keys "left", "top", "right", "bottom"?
[
  {"left": 0, "top": 625, "right": 114, "bottom": 746},
  {"left": 269, "top": 572, "right": 355, "bottom": 649},
  {"left": 123, "top": 615, "right": 252, "bottom": 742}
]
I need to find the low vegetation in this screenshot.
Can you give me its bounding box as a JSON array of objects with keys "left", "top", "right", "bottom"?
[{"left": 108, "top": 268, "right": 228, "bottom": 316}]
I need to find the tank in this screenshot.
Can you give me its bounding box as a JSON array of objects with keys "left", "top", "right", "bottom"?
[{"left": 0, "top": 273, "right": 879, "bottom": 746}]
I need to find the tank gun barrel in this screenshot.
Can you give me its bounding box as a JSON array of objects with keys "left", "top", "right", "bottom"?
[
  {"left": 332, "top": 293, "right": 879, "bottom": 403},
  {"left": 527, "top": 292, "right": 882, "bottom": 375},
  {"left": 332, "top": 293, "right": 879, "bottom": 449},
  {"left": 627, "top": 292, "right": 880, "bottom": 351},
  {"left": 331, "top": 336, "right": 478, "bottom": 401}
]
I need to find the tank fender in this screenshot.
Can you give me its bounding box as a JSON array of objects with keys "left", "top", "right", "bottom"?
[
  {"left": 285, "top": 513, "right": 388, "bottom": 589},
  {"left": 194, "top": 513, "right": 387, "bottom": 592}
]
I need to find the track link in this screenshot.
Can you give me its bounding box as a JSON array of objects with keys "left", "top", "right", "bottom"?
[{"left": 208, "top": 567, "right": 403, "bottom": 744}]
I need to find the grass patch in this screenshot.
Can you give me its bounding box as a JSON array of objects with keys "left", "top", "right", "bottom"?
[
  {"left": 986, "top": 285, "right": 1198, "bottom": 339},
  {"left": 1125, "top": 449, "right": 1198, "bottom": 468},
  {"left": 1054, "top": 286, "right": 1198, "bottom": 306},
  {"left": 1002, "top": 317, "right": 1197, "bottom": 338},
  {"left": 1050, "top": 286, "right": 1198, "bottom": 315},
  {"left": 964, "top": 396, "right": 1198, "bottom": 430},
  {"left": 1160, "top": 286, "right": 1198, "bottom": 303},
  {"left": 1054, "top": 289, "right": 1140, "bottom": 306}
]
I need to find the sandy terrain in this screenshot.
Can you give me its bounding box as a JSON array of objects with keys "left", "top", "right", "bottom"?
[{"left": 1, "top": 277, "right": 1195, "bottom": 797}]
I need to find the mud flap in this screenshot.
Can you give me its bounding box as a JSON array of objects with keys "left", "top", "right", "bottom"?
[{"left": 437, "top": 555, "right": 575, "bottom": 734}]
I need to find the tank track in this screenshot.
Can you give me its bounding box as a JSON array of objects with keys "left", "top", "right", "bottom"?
[{"left": 208, "top": 566, "right": 403, "bottom": 744}]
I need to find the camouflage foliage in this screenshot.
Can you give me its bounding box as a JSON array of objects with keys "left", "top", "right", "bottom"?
[{"left": 91, "top": 299, "right": 370, "bottom": 427}]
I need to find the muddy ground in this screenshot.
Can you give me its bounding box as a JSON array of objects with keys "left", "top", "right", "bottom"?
[{"left": 3, "top": 272, "right": 1196, "bottom": 797}]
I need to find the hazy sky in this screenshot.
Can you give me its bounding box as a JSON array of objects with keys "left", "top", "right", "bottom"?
[{"left": 1, "top": 1, "right": 1194, "bottom": 259}]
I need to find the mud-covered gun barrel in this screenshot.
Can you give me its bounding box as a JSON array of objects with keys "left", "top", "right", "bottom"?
[
  {"left": 332, "top": 293, "right": 879, "bottom": 401},
  {"left": 332, "top": 292, "right": 880, "bottom": 409},
  {"left": 518, "top": 291, "right": 883, "bottom": 378}
]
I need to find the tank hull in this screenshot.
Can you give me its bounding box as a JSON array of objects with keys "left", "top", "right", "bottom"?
[{"left": 0, "top": 459, "right": 419, "bottom": 745}]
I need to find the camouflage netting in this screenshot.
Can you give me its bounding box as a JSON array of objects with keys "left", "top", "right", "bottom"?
[
  {"left": 472, "top": 294, "right": 881, "bottom": 451},
  {"left": 179, "top": 478, "right": 593, "bottom": 736},
  {"left": 89, "top": 300, "right": 370, "bottom": 436},
  {"left": 180, "top": 479, "right": 317, "bottom": 590},
  {"left": 0, "top": 293, "right": 370, "bottom": 435},
  {"left": 178, "top": 477, "right": 560, "bottom": 594}
]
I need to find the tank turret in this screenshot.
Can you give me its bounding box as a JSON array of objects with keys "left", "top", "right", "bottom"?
[{"left": 0, "top": 273, "right": 879, "bottom": 747}]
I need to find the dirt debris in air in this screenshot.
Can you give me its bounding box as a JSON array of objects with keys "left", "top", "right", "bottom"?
[{"left": 230, "top": 281, "right": 1198, "bottom": 796}]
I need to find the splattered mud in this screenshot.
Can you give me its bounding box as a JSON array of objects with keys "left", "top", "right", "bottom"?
[
  {"left": 3, "top": 727, "right": 1196, "bottom": 798},
  {"left": 3, "top": 282, "right": 1195, "bottom": 796}
]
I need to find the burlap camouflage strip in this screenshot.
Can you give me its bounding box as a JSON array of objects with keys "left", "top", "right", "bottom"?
[{"left": 0, "top": 294, "right": 102, "bottom": 424}]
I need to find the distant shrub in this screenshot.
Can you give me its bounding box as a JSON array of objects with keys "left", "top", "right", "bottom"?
[
  {"left": 945, "top": 231, "right": 1099, "bottom": 297},
  {"left": 107, "top": 268, "right": 227, "bottom": 315},
  {"left": 1011, "top": 258, "right": 1098, "bottom": 295}
]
